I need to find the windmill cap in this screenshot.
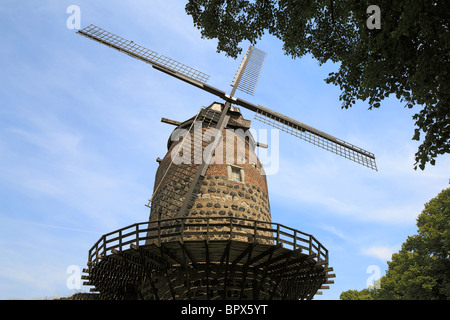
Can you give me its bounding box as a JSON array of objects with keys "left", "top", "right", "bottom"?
[{"left": 208, "top": 102, "right": 241, "bottom": 114}]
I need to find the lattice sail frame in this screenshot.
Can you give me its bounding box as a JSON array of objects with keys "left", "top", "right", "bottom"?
[
  {"left": 77, "top": 25, "right": 377, "bottom": 171},
  {"left": 254, "top": 110, "right": 377, "bottom": 170},
  {"left": 231, "top": 46, "right": 267, "bottom": 96},
  {"left": 146, "top": 107, "right": 224, "bottom": 217},
  {"left": 78, "top": 24, "right": 210, "bottom": 83}
]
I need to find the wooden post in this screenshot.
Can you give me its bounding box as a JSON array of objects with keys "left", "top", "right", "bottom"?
[
  {"left": 276, "top": 224, "right": 280, "bottom": 246},
  {"left": 88, "top": 249, "right": 93, "bottom": 270},
  {"left": 229, "top": 217, "right": 233, "bottom": 240},
  {"left": 119, "top": 229, "right": 123, "bottom": 253},
  {"left": 102, "top": 236, "right": 107, "bottom": 257},
  {"left": 206, "top": 217, "right": 210, "bottom": 243},
  {"left": 135, "top": 224, "right": 139, "bottom": 248},
  {"left": 158, "top": 220, "right": 161, "bottom": 247},
  {"left": 180, "top": 219, "right": 184, "bottom": 244},
  {"left": 293, "top": 230, "right": 297, "bottom": 250},
  {"left": 317, "top": 242, "right": 322, "bottom": 262},
  {"left": 309, "top": 235, "right": 313, "bottom": 256}
]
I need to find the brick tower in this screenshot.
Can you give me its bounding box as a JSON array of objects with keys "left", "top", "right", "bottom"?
[
  {"left": 82, "top": 103, "right": 335, "bottom": 300},
  {"left": 148, "top": 102, "right": 271, "bottom": 241}
]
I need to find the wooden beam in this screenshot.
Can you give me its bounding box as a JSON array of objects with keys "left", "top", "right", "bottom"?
[
  {"left": 244, "top": 245, "right": 277, "bottom": 268},
  {"left": 205, "top": 240, "right": 210, "bottom": 300},
  {"left": 130, "top": 244, "right": 164, "bottom": 268},
  {"left": 267, "top": 253, "right": 313, "bottom": 273},
  {"left": 255, "top": 247, "right": 301, "bottom": 270},
  {"left": 269, "top": 252, "right": 294, "bottom": 300},
  {"left": 231, "top": 243, "right": 254, "bottom": 267},
  {"left": 281, "top": 255, "right": 313, "bottom": 300},
  {"left": 253, "top": 249, "right": 274, "bottom": 299},
  {"left": 239, "top": 243, "right": 256, "bottom": 299},
  {"left": 221, "top": 241, "right": 232, "bottom": 300},
  {"left": 160, "top": 245, "right": 184, "bottom": 268},
  {"left": 159, "top": 245, "right": 177, "bottom": 300},
  {"left": 133, "top": 246, "right": 160, "bottom": 300},
  {"left": 179, "top": 241, "right": 198, "bottom": 270},
  {"left": 161, "top": 117, "right": 181, "bottom": 126},
  {"left": 255, "top": 142, "right": 268, "bottom": 148},
  {"left": 110, "top": 248, "right": 143, "bottom": 268},
  {"left": 220, "top": 240, "right": 232, "bottom": 265}
]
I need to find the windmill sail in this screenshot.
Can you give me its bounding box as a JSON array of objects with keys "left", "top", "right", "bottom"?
[
  {"left": 77, "top": 24, "right": 210, "bottom": 84},
  {"left": 233, "top": 98, "right": 378, "bottom": 171},
  {"left": 231, "top": 46, "right": 267, "bottom": 96},
  {"left": 146, "top": 107, "right": 224, "bottom": 217},
  {"left": 77, "top": 25, "right": 377, "bottom": 171}
]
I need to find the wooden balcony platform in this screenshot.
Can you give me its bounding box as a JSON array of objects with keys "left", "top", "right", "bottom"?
[{"left": 83, "top": 217, "right": 334, "bottom": 300}]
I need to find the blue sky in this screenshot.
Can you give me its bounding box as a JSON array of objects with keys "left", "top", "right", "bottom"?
[{"left": 0, "top": 1, "right": 448, "bottom": 300}]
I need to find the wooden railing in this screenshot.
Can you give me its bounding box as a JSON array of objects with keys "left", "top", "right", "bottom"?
[{"left": 87, "top": 217, "right": 328, "bottom": 269}]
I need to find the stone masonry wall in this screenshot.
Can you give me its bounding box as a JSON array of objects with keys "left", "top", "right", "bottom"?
[{"left": 147, "top": 106, "right": 272, "bottom": 244}]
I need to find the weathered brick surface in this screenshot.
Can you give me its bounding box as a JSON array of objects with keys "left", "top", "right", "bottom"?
[{"left": 148, "top": 103, "right": 271, "bottom": 243}]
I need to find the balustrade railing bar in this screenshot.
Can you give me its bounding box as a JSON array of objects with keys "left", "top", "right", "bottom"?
[{"left": 87, "top": 216, "right": 328, "bottom": 269}]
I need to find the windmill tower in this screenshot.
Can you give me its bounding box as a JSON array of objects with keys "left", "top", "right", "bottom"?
[{"left": 77, "top": 25, "right": 377, "bottom": 300}]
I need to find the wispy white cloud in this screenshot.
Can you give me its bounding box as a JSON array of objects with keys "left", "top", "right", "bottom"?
[
  {"left": 320, "top": 224, "right": 347, "bottom": 240},
  {"left": 0, "top": 97, "right": 151, "bottom": 230},
  {"left": 362, "top": 245, "right": 399, "bottom": 262},
  {"left": 0, "top": 214, "right": 92, "bottom": 299},
  {"left": 266, "top": 135, "right": 449, "bottom": 226}
]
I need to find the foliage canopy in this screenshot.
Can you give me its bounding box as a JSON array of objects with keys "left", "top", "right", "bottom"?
[
  {"left": 340, "top": 187, "right": 450, "bottom": 300},
  {"left": 185, "top": 0, "right": 450, "bottom": 170}
]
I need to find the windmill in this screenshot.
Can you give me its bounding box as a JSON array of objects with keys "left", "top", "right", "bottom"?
[{"left": 77, "top": 24, "right": 376, "bottom": 300}]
